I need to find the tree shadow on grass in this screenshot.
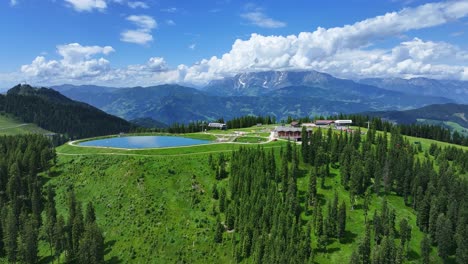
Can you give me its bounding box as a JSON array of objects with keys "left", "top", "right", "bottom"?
[
  {"left": 297, "top": 168, "right": 309, "bottom": 179},
  {"left": 315, "top": 246, "right": 341, "bottom": 254},
  {"left": 104, "top": 240, "right": 123, "bottom": 264},
  {"left": 106, "top": 256, "right": 123, "bottom": 264},
  {"left": 340, "top": 230, "right": 358, "bottom": 244},
  {"left": 39, "top": 255, "right": 55, "bottom": 264},
  {"left": 407, "top": 249, "right": 420, "bottom": 261}
]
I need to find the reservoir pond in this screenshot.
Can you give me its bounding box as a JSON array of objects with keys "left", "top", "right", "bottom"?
[{"left": 78, "top": 136, "right": 212, "bottom": 149}]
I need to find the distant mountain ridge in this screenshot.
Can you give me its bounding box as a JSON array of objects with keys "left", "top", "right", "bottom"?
[
  {"left": 0, "top": 84, "right": 134, "bottom": 138},
  {"left": 359, "top": 77, "right": 468, "bottom": 104},
  {"left": 364, "top": 103, "right": 468, "bottom": 135},
  {"left": 49, "top": 70, "right": 454, "bottom": 125}
]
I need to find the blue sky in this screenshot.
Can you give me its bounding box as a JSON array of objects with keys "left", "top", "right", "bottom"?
[{"left": 1, "top": 0, "right": 468, "bottom": 87}]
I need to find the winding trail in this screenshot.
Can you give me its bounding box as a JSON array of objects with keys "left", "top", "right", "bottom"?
[
  {"left": 56, "top": 145, "right": 281, "bottom": 158},
  {"left": 0, "top": 123, "right": 28, "bottom": 130},
  {"left": 58, "top": 131, "right": 280, "bottom": 157}
]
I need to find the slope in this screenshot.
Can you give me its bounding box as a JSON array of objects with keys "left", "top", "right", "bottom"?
[
  {"left": 46, "top": 127, "right": 468, "bottom": 263},
  {"left": 0, "top": 114, "right": 51, "bottom": 135},
  {"left": 359, "top": 77, "right": 468, "bottom": 104},
  {"left": 0, "top": 84, "right": 134, "bottom": 139},
  {"left": 364, "top": 103, "right": 468, "bottom": 135}
]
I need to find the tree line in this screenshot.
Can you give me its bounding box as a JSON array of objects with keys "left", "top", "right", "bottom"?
[
  {"left": 300, "top": 125, "right": 468, "bottom": 263},
  {"left": 210, "top": 124, "right": 467, "bottom": 263},
  {"left": 0, "top": 85, "right": 133, "bottom": 139},
  {"left": 0, "top": 135, "right": 105, "bottom": 263}
]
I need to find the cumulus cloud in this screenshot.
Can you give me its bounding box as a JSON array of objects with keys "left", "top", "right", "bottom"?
[
  {"left": 20, "top": 43, "right": 114, "bottom": 84},
  {"left": 120, "top": 30, "right": 153, "bottom": 45},
  {"left": 126, "top": 15, "right": 156, "bottom": 30},
  {"left": 241, "top": 4, "right": 286, "bottom": 28},
  {"left": 64, "top": 0, "right": 107, "bottom": 12},
  {"left": 241, "top": 11, "right": 286, "bottom": 28},
  {"left": 121, "top": 15, "right": 157, "bottom": 45},
  {"left": 176, "top": 1, "right": 468, "bottom": 84},
  {"left": 166, "top": 19, "right": 176, "bottom": 26},
  {"left": 7, "top": 1, "right": 468, "bottom": 88},
  {"left": 128, "top": 1, "right": 148, "bottom": 9}
]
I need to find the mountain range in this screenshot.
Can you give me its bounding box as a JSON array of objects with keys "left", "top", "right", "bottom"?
[
  {"left": 359, "top": 77, "right": 468, "bottom": 104},
  {"left": 364, "top": 103, "right": 468, "bottom": 133},
  {"left": 50, "top": 70, "right": 460, "bottom": 124}
]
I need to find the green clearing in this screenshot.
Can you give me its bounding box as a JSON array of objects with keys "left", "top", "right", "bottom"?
[
  {"left": 43, "top": 125, "right": 467, "bottom": 263},
  {"left": 0, "top": 114, "right": 51, "bottom": 135},
  {"left": 234, "top": 136, "right": 268, "bottom": 143},
  {"left": 417, "top": 118, "right": 468, "bottom": 136}
]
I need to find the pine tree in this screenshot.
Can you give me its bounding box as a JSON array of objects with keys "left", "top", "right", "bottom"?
[
  {"left": 54, "top": 215, "right": 67, "bottom": 259},
  {"left": 308, "top": 169, "right": 317, "bottom": 207},
  {"left": 3, "top": 205, "right": 18, "bottom": 263},
  {"left": 45, "top": 185, "right": 57, "bottom": 257},
  {"left": 17, "top": 216, "right": 38, "bottom": 264},
  {"left": 70, "top": 202, "right": 84, "bottom": 261},
  {"left": 85, "top": 202, "right": 96, "bottom": 225},
  {"left": 78, "top": 222, "right": 105, "bottom": 264},
  {"left": 337, "top": 201, "right": 346, "bottom": 241},
  {"left": 212, "top": 183, "right": 219, "bottom": 200},
  {"left": 436, "top": 214, "right": 453, "bottom": 260},
  {"left": 349, "top": 250, "right": 360, "bottom": 264},
  {"left": 455, "top": 218, "right": 468, "bottom": 264},
  {"left": 219, "top": 187, "right": 226, "bottom": 213},
  {"left": 421, "top": 234, "right": 431, "bottom": 264},
  {"left": 214, "top": 219, "right": 224, "bottom": 244},
  {"left": 358, "top": 224, "right": 371, "bottom": 264}
]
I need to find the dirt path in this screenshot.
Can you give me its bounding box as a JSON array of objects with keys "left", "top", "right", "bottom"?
[
  {"left": 56, "top": 145, "right": 282, "bottom": 158},
  {"left": 0, "top": 123, "right": 28, "bottom": 130}
]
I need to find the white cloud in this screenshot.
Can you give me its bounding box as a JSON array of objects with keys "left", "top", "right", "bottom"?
[
  {"left": 241, "top": 11, "right": 286, "bottom": 28},
  {"left": 166, "top": 19, "right": 176, "bottom": 26},
  {"left": 176, "top": 1, "right": 468, "bottom": 84},
  {"left": 128, "top": 1, "right": 148, "bottom": 9},
  {"left": 64, "top": 0, "right": 107, "bottom": 12},
  {"left": 126, "top": 15, "right": 156, "bottom": 30},
  {"left": 121, "top": 15, "right": 156, "bottom": 45},
  {"left": 241, "top": 4, "right": 286, "bottom": 28},
  {"left": 6, "top": 1, "right": 468, "bottom": 88},
  {"left": 20, "top": 44, "right": 114, "bottom": 84},
  {"left": 57, "top": 43, "right": 114, "bottom": 63},
  {"left": 10, "top": 0, "right": 18, "bottom": 6},
  {"left": 188, "top": 43, "right": 196, "bottom": 50},
  {"left": 120, "top": 30, "right": 153, "bottom": 45}
]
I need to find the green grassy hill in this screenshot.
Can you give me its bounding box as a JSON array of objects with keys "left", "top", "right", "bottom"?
[
  {"left": 0, "top": 114, "right": 51, "bottom": 135},
  {"left": 38, "top": 127, "right": 468, "bottom": 263}
]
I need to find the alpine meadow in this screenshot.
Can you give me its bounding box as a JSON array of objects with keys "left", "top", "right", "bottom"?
[{"left": 1, "top": 1, "right": 468, "bottom": 264}]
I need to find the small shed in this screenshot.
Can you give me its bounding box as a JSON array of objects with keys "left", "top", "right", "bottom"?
[
  {"left": 290, "top": 121, "right": 300, "bottom": 127},
  {"left": 315, "top": 120, "right": 335, "bottom": 127},
  {"left": 208, "top": 123, "right": 227, "bottom": 130},
  {"left": 334, "top": 120, "right": 353, "bottom": 126}
]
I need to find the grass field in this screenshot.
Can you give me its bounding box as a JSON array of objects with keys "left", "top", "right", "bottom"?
[
  {"left": 0, "top": 114, "right": 51, "bottom": 135},
  {"left": 47, "top": 143, "right": 443, "bottom": 263},
  {"left": 43, "top": 125, "right": 467, "bottom": 263},
  {"left": 417, "top": 118, "right": 468, "bottom": 137}
]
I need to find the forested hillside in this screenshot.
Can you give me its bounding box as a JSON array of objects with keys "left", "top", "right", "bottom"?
[
  {"left": 48, "top": 125, "right": 468, "bottom": 263},
  {"left": 0, "top": 84, "right": 133, "bottom": 139},
  {"left": 363, "top": 104, "right": 468, "bottom": 137},
  {"left": 0, "top": 135, "right": 106, "bottom": 263}
]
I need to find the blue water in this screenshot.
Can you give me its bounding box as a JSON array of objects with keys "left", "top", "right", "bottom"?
[{"left": 78, "top": 136, "right": 212, "bottom": 149}]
